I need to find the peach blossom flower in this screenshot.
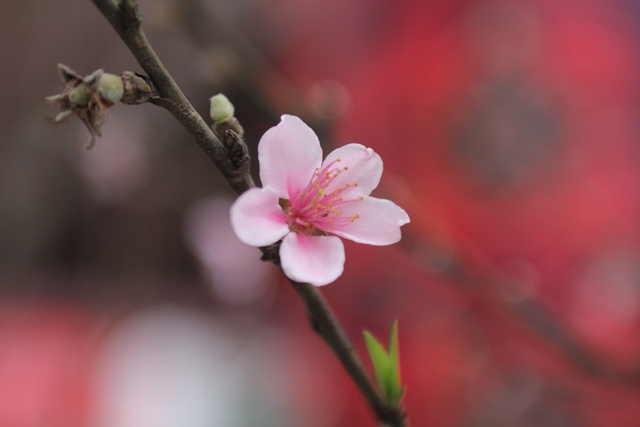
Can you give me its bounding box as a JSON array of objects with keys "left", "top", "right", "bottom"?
[{"left": 231, "top": 115, "right": 409, "bottom": 286}]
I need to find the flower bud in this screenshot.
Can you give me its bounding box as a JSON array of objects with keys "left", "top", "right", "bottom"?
[
  {"left": 47, "top": 64, "right": 156, "bottom": 149},
  {"left": 97, "top": 73, "right": 124, "bottom": 104},
  {"left": 68, "top": 83, "right": 90, "bottom": 106},
  {"left": 209, "top": 93, "right": 235, "bottom": 123}
]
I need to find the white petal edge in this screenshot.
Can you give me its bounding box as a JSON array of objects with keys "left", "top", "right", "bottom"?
[
  {"left": 322, "top": 143, "right": 383, "bottom": 198},
  {"left": 330, "top": 196, "right": 410, "bottom": 246},
  {"left": 280, "top": 233, "right": 345, "bottom": 286},
  {"left": 230, "top": 187, "right": 290, "bottom": 247},
  {"left": 258, "top": 115, "right": 323, "bottom": 199}
]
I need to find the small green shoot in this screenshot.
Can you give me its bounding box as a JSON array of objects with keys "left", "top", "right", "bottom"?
[{"left": 363, "top": 319, "right": 404, "bottom": 408}]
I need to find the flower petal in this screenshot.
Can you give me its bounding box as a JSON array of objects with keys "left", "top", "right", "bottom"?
[
  {"left": 230, "top": 187, "right": 290, "bottom": 247},
  {"left": 259, "top": 115, "right": 323, "bottom": 199},
  {"left": 322, "top": 143, "right": 383, "bottom": 198},
  {"left": 280, "top": 233, "right": 345, "bottom": 286},
  {"left": 329, "top": 196, "right": 410, "bottom": 245}
]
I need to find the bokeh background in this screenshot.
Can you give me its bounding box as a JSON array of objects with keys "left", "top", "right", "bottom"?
[{"left": 2, "top": 0, "right": 640, "bottom": 425}]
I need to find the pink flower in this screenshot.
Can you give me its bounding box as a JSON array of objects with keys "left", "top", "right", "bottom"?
[{"left": 230, "top": 115, "right": 410, "bottom": 286}]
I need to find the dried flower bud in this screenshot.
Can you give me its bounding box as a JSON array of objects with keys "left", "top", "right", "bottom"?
[
  {"left": 45, "top": 64, "right": 157, "bottom": 149},
  {"left": 120, "top": 71, "right": 155, "bottom": 105}
]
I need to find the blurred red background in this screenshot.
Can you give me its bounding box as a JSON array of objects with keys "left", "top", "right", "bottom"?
[{"left": 2, "top": 0, "right": 640, "bottom": 425}]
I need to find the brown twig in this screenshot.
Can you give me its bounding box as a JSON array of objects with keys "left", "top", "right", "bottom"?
[
  {"left": 88, "top": 0, "right": 408, "bottom": 425},
  {"left": 403, "top": 227, "right": 640, "bottom": 389}
]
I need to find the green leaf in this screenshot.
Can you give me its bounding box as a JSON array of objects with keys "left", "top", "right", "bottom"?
[
  {"left": 363, "top": 319, "right": 404, "bottom": 408},
  {"left": 363, "top": 330, "right": 390, "bottom": 389},
  {"left": 387, "top": 319, "right": 403, "bottom": 406}
]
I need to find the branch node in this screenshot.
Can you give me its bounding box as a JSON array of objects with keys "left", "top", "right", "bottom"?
[
  {"left": 121, "top": 71, "right": 157, "bottom": 104},
  {"left": 212, "top": 118, "right": 250, "bottom": 173},
  {"left": 259, "top": 243, "right": 281, "bottom": 265}
]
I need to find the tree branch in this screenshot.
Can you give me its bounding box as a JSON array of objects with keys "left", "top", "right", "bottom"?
[
  {"left": 290, "top": 279, "right": 407, "bottom": 426},
  {"left": 89, "top": 1, "right": 408, "bottom": 425},
  {"left": 90, "top": 0, "right": 254, "bottom": 194},
  {"left": 403, "top": 228, "right": 640, "bottom": 389}
]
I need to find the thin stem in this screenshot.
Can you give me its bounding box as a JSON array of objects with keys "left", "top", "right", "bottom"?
[
  {"left": 289, "top": 279, "right": 407, "bottom": 426},
  {"left": 90, "top": 0, "right": 254, "bottom": 194},
  {"left": 89, "top": 1, "right": 408, "bottom": 425}
]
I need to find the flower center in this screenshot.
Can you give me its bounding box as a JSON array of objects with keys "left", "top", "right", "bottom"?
[{"left": 283, "top": 158, "right": 362, "bottom": 235}]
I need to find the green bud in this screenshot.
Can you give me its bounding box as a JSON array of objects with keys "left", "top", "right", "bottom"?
[
  {"left": 209, "top": 93, "right": 235, "bottom": 123},
  {"left": 97, "top": 73, "right": 124, "bottom": 104},
  {"left": 68, "top": 83, "right": 90, "bottom": 106}
]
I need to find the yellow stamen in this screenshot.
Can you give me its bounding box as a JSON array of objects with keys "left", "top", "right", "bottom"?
[{"left": 309, "top": 188, "right": 326, "bottom": 205}]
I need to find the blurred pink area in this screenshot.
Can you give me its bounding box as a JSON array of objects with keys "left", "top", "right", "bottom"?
[
  {"left": 2, "top": 0, "right": 640, "bottom": 426},
  {"left": 184, "top": 197, "right": 275, "bottom": 305},
  {"left": 0, "top": 303, "right": 96, "bottom": 427}
]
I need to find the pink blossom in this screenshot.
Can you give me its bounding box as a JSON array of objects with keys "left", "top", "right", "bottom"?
[{"left": 231, "top": 115, "right": 410, "bottom": 286}]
